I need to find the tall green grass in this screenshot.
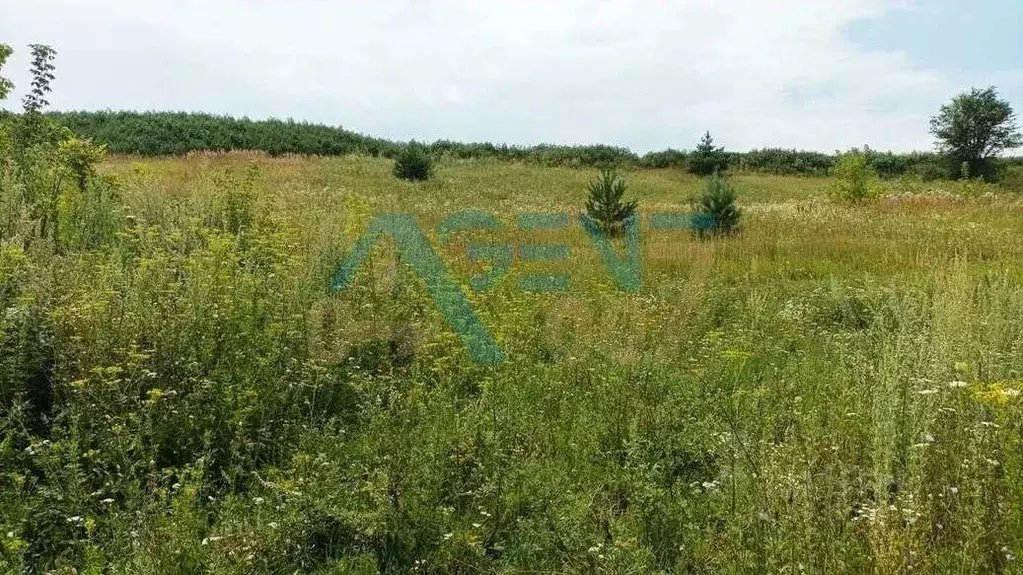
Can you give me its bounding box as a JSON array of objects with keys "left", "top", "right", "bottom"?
[{"left": 1, "top": 152, "right": 1021, "bottom": 573}]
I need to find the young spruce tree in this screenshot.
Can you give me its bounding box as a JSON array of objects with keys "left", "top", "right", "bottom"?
[
  {"left": 694, "top": 172, "right": 741, "bottom": 237},
  {"left": 584, "top": 168, "right": 637, "bottom": 237},
  {"left": 687, "top": 131, "right": 730, "bottom": 176},
  {"left": 392, "top": 141, "right": 434, "bottom": 181}
]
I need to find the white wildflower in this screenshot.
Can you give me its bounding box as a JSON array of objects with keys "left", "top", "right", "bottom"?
[{"left": 701, "top": 480, "right": 719, "bottom": 491}]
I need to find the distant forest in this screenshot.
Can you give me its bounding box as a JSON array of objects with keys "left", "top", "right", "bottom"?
[{"left": 48, "top": 110, "right": 1023, "bottom": 178}]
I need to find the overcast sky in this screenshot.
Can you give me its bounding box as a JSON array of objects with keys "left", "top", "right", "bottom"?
[{"left": 0, "top": 0, "right": 1020, "bottom": 153}]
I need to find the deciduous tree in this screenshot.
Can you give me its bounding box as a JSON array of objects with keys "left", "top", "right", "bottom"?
[{"left": 930, "top": 86, "right": 1021, "bottom": 180}]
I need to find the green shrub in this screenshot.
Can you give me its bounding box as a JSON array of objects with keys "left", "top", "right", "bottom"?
[
  {"left": 737, "top": 148, "right": 833, "bottom": 176},
  {"left": 864, "top": 148, "right": 909, "bottom": 179},
  {"left": 640, "top": 148, "right": 687, "bottom": 169},
  {"left": 392, "top": 142, "right": 433, "bottom": 181},
  {"left": 998, "top": 164, "right": 1023, "bottom": 193},
  {"left": 583, "top": 168, "right": 637, "bottom": 236},
  {"left": 912, "top": 160, "right": 948, "bottom": 182},
  {"left": 693, "top": 173, "right": 740, "bottom": 236},
  {"left": 57, "top": 136, "right": 105, "bottom": 194},
  {"left": 831, "top": 150, "right": 877, "bottom": 201}
]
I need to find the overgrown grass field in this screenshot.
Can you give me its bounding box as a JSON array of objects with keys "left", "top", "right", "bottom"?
[{"left": 2, "top": 152, "right": 1022, "bottom": 573}]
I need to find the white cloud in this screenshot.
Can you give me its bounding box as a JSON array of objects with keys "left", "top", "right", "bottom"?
[{"left": 0, "top": 0, "right": 1013, "bottom": 152}]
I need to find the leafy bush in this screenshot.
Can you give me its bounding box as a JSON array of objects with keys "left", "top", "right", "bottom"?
[
  {"left": 57, "top": 136, "right": 105, "bottom": 194},
  {"left": 391, "top": 142, "right": 433, "bottom": 181},
  {"left": 693, "top": 173, "right": 740, "bottom": 236},
  {"left": 831, "top": 150, "right": 877, "bottom": 201},
  {"left": 863, "top": 148, "right": 909, "bottom": 179},
  {"left": 640, "top": 148, "right": 688, "bottom": 169},
  {"left": 687, "top": 131, "right": 729, "bottom": 176},
  {"left": 998, "top": 164, "right": 1023, "bottom": 193},
  {"left": 912, "top": 160, "right": 949, "bottom": 182},
  {"left": 737, "top": 148, "right": 833, "bottom": 176},
  {"left": 583, "top": 168, "right": 637, "bottom": 236}
]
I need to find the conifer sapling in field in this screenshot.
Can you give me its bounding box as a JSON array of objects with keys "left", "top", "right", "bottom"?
[
  {"left": 392, "top": 141, "right": 434, "bottom": 181},
  {"left": 687, "top": 131, "right": 730, "bottom": 176},
  {"left": 694, "top": 172, "right": 740, "bottom": 236},
  {"left": 584, "top": 167, "right": 637, "bottom": 237}
]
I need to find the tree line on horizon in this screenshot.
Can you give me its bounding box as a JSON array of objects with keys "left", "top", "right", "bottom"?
[
  {"left": 44, "top": 110, "right": 1022, "bottom": 180},
  {"left": 3, "top": 41, "right": 1019, "bottom": 182}
]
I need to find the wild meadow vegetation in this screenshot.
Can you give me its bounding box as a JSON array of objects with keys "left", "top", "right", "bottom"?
[{"left": 1, "top": 44, "right": 1023, "bottom": 574}]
